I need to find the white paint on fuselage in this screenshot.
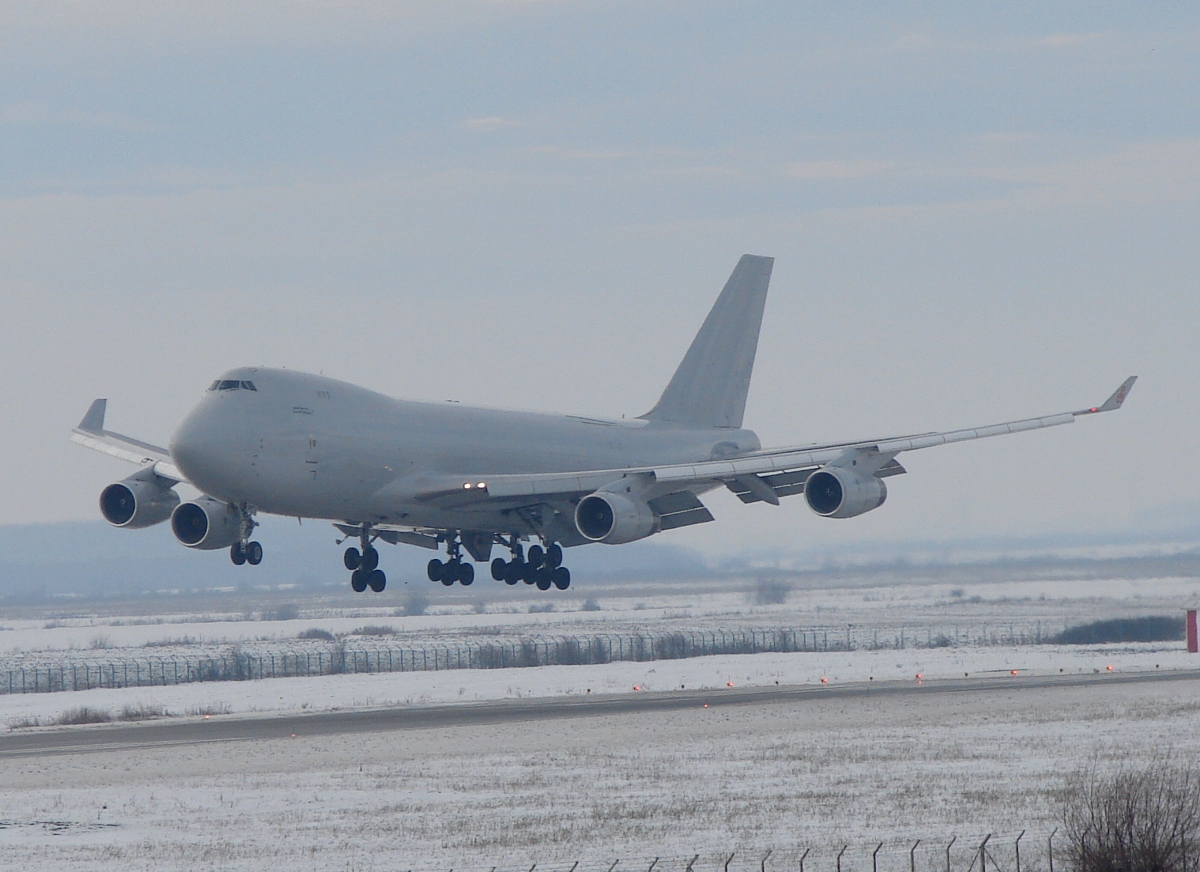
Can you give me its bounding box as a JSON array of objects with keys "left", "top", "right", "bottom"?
[{"left": 168, "top": 368, "right": 761, "bottom": 531}]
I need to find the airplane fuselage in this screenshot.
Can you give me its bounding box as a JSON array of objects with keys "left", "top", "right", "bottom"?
[{"left": 168, "top": 367, "right": 762, "bottom": 531}]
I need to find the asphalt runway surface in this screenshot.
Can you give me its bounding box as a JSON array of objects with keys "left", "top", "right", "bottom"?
[{"left": 2, "top": 667, "right": 1198, "bottom": 759}]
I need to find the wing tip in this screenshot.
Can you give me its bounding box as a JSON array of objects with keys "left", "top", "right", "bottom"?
[
  {"left": 1078, "top": 376, "right": 1137, "bottom": 415},
  {"left": 78, "top": 398, "right": 107, "bottom": 433}
]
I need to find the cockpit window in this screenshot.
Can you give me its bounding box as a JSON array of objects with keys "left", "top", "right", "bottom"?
[{"left": 208, "top": 379, "right": 258, "bottom": 392}]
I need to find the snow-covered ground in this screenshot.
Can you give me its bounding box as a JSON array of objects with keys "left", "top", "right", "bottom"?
[
  {"left": 0, "top": 571, "right": 1195, "bottom": 869},
  {"left": 0, "top": 666, "right": 1197, "bottom": 871},
  {"left": 0, "top": 642, "right": 1192, "bottom": 727}
]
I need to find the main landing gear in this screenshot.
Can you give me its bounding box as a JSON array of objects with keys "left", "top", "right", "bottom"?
[
  {"left": 427, "top": 534, "right": 474, "bottom": 586},
  {"left": 342, "top": 524, "right": 386, "bottom": 593},
  {"left": 229, "top": 506, "right": 263, "bottom": 567},
  {"left": 490, "top": 540, "right": 570, "bottom": 590}
]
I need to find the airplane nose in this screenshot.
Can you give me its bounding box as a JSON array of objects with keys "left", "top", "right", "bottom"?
[{"left": 169, "top": 402, "right": 235, "bottom": 494}]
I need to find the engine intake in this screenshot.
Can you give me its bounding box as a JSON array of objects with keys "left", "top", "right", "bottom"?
[
  {"left": 171, "top": 496, "right": 242, "bottom": 550},
  {"left": 804, "top": 467, "right": 887, "bottom": 519},
  {"left": 99, "top": 476, "right": 180, "bottom": 529},
  {"left": 575, "top": 492, "right": 657, "bottom": 545}
]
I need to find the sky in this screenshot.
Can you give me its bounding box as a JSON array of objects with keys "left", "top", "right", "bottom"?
[{"left": 1, "top": 2, "right": 1197, "bottom": 559}]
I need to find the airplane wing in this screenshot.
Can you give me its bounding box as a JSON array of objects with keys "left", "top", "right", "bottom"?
[
  {"left": 70, "top": 399, "right": 187, "bottom": 483},
  {"left": 448, "top": 377, "right": 1137, "bottom": 505}
]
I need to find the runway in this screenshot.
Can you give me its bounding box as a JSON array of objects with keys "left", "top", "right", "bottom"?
[{"left": 3, "top": 667, "right": 1198, "bottom": 758}]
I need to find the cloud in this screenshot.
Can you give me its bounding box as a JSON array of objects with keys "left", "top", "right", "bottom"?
[
  {"left": 783, "top": 160, "right": 893, "bottom": 181},
  {"left": 0, "top": 102, "right": 160, "bottom": 134},
  {"left": 462, "top": 117, "right": 520, "bottom": 131}
]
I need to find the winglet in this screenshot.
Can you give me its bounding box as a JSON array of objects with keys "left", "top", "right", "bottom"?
[
  {"left": 78, "top": 399, "right": 107, "bottom": 433},
  {"left": 1076, "top": 376, "right": 1137, "bottom": 416}
]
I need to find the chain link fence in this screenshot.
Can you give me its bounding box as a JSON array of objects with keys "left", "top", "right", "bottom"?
[{"left": 0, "top": 621, "right": 1056, "bottom": 695}]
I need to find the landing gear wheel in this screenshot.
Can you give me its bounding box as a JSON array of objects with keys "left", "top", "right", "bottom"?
[
  {"left": 527, "top": 544, "right": 545, "bottom": 570},
  {"left": 546, "top": 543, "right": 563, "bottom": 569},
  {"left": 230, "top": 542, "right": 247, "bottom": 566},
  {"left": 343, "top": 547, "right": 361, "bottom": 571},
  {"left": 491, "top": 558, "right": 507, "bottom": 581},
  {"left": 350, "top": 568, "right": 369, "bottom": 592},
  {"left": 441, "top": 567, "right": 456, "bottom": 586},
  {"left": 427, "top": 559, "right": 445, "bottom": 583},
  {"left": 245, "top": 541, "right": 263, "bottom": 566},
  {"left": 360, "top": 546, "right": 379, "bottom": 572},
  {"left": 367, "top": 569, "right": 387, "bottom": 593},
  {"left": 504, "top": 561, "right": 523, "bottom": 585},
  {"left": 535, "top": 567, "right": 553, "bottom": 591},
  {"left": 459, "top": 562, "right": 475, "bottom": 586},
  {"left": 552, "top": 566, "right": 571, "bottom": 590}
]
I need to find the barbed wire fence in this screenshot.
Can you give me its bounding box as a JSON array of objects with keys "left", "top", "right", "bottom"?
[
  {"left": 388, "top": 830, "right": 1071, "bottom": 872},
  {"left": 0, "top": 621, "right": 1057, "bottom": 695}
]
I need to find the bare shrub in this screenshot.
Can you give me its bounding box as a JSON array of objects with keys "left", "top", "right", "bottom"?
[
  {"left": 88, "top": 633, "right": 113, "bottom": 650},
  {"left": 185, "top": 703, "right": 232, "bottom": 717},
  {"left": 581, "top": 598, "right": 602, "bottom": 612},
  {"left": 1056, "top": 616, "right": 1184, "bottom": 645},
  {"left": 117, "top": 702, "right": 166, "bottom": 722},
  {"left": 56, "top": 706, "right": 113, "bottom": 725},
  {"left": 752, "top": 576, "right": 790, "bottom": 605},
  {"left": 351, "top": 625, "right": 396, "bottom": 636},
  {"left": 528, "top": 602, "right": 555, "bottom": 614},
  {"left": 1064, "top": 755, "right": 1200, "bottom": 872},
  {"left": 7, "top": 716, "right": 43, "bottom": 729},
  {"left": 298, "top": 627, "right": 335, "bottom": 641},
  {"left": 270, "top": 603, "right": 300, "bottom": 622},
  {"left": 399, "top": 590, "right": 429, "bottom": 617}
]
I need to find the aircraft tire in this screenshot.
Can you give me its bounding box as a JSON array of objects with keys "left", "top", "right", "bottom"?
[
  {"left": 350, "top": 569, "right": 369, "bottom": 593},
  {"left": 491, "top": 558, "right": 507, "bottom": 581},
  {"left": 504, "top": 561, "right": 522, "bottom": 585},
  {"left": 230, "top": 542, "right": 247, "bottom": 566},
  {"left": 460, "top": 562, "right": 475, "bottom": 585},
  {"left": 368, "top": 569, "right": 387, "bottom": 593},
  {"left": 427, "top": 559, "right": 444, "bottom": 582},
  {"left": 552, "top": 567, "right": 571, "bottom": 590},
  {"left": 527, "top": 545, "right": 544, "bottom": 570},
  {"left": 343, "top": 547, "right": 361, "bottom": 571},
  {"left": 535, "top": 568, "right": 553, "bottom": 591},
  {"left": 360, "top": 546, "right": 379, "bottom": 572},
  {"left": 246, "top": 541, "right": 263, "bottom": 566},
  {"left": 546, "top": 543, "right": 563, "bottom": 569}
]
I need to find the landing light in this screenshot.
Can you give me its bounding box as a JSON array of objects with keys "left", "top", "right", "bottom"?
[{"left": 463, "top": 483, "right": 472, "bottom": 489}]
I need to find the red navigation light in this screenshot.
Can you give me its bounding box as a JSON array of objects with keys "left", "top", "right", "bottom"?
[
  {"left": 1106, "top": 665, "right": 1114, "bottom": 671},
  {"left": 1011, "top": 669, "right": 1018, "bottom": 675},
  {"left": 726, "top": 681, "right": 734, "bottom": 687},
  {"left": 1089, "top": 407, "right": 1098, "bottom": 413},
  {"left": 820, "top": 677, "right": 828, "bottom": 684}
]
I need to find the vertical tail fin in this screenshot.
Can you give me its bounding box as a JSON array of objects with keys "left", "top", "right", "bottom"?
[{"left": 641, "top": 254, "right": 773, "bottom": 429}]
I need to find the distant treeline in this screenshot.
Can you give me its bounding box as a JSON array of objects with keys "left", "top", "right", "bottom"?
[{"left": 1053, "top": 615, "right": 1185, "bottom": 645}]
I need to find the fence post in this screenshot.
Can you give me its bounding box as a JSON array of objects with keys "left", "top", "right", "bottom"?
[
  {"left": 1048, "top": 828, "right": 1057, "bottom": 872},
  {"left": 873, "top": 843, "right": 883, "bottom": 872},
  {"left": 946, "top": 835, "right": 957, "bottom": 872},
  {"left": 761, "top": 849, "right": 772, "bottom": 872},
  {"left": 837, "top": 846, "right": 848, "bottom": 872},
  {"left": 799, "top": 848, "right": 810, "bottom": 872},
  {"left": 980, "top": 834, "right": 992, "bottom": 872},
  {"left": 724, "top": 854, "right": 734, "bottom": 872},
  {"left": 911, "top": 840, "right": 921, "bottom": 872},
  {"left": 685, "top": 856, "right": 699, "bottom": 872},
  {"left": 1015, "top": 830, "right": 1025, "bottom": 872}
]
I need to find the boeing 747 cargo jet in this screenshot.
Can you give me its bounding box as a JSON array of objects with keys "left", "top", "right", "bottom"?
[{"left": 73, "top": 256, "right": 1136, "bottom": 593}]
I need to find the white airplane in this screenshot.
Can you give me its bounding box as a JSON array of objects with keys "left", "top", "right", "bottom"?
[{"left": 72, "top": 255, "right": 1136, "bottom": 593}]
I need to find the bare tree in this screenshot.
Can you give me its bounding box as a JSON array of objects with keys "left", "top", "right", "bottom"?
[{"left": 1064, "top": 754, "right": 1200, "bottom": 872}]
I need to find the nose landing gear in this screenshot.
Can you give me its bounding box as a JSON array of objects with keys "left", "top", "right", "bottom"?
[{"left": 229, "top": 506, "right": 263, "bottom": 567}]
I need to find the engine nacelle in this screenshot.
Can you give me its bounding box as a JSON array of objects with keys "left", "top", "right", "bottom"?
[
  {"left": 804, "top": 467, "right": 888, "bottom": 519},
  {"left": 575, "top": 492, "right": 658, "bottom": 545},
  {"left": 171, "top": 496, "right": 242, "bottom": 550},
  {"left": 99, "top": 476, "right": 180, "bottom": 529}
]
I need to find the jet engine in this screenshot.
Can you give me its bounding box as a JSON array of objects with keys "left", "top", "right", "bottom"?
[
  {"left": 170, "top": 496, "right": 242, "bottom": 550},
  {"left": 575, "top": 492, "right": 657, "bottom": 545},
  {"left": 804, "top": 467, "right": 888, "bottom": 519},
  {"left": 99, "top": 475, "right": 180, "bottom": 529}
]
